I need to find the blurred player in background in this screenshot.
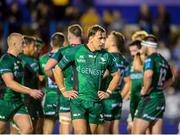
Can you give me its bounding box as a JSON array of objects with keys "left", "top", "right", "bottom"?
[
  {"left": 39, "top": 32, "right": 65, "bottom": 134},
  {"left": 102, "top": 31, "right": 129, "bottom": 134},
  {"left": 44, "top": 24, "right": 83, "bottom": 134},
  {"left": 121, "top": 31, "right": 148, "bottom": 134},
  {"left": 19, "top": 35, "right": 44, "bottom": 133},
  {"left": 133, "top": 35, "right": 173, "bottom": 134},
  {"left": 0, "top": 33, "right": 43, "bottom": 134}
]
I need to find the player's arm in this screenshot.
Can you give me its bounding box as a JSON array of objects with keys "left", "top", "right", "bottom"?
[
  {"left": 141, "top": 69, "right": 153, "bottom": 96},
  {"left": 121, "top": 76, "right": 131, "bottom": 100},
  {"left": 103, "top": 69, "right": 109, "bottom": 79},
  {"left": 163, "top": 65, "right": 174, "bottom": 90},
  {"left": 98, "top": 70, "right": 120, "bottom": 100},
  {"left": 54, "top": 66, "right": 78, "bottom": 99},
  {"left": 44, "top": 58, "right": 58, "bottom": 80},
  {"left": 2, "top": 73, "right": 43, "bottom": 99},
  {"left": 133, "top": 53, "right": 143, "bottom": 72}
]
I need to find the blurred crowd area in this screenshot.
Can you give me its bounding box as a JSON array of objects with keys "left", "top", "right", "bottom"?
[{"left": 0, "top": 0, "right": 180, "bottom": 119}]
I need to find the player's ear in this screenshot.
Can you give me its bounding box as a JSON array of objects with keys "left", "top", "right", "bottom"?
[{"left": 88, "top": 35, "right": 94, "bottom": 43}]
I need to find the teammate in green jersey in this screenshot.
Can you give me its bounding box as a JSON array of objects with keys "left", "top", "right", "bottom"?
[
  {"left": 40, "top": 32, "right": 65, "bottom": 134},
  {"left": 54, "top": 25, "right": 120, "bottom": 134},
  {"left": 102, "top": 31, "right": 128, "bottom": 134},
  {"left": 120, "top": 31, "right": 148, "bottom": 134},
  {"left": 44, "top": 24, "right": 83, "bottom": 134},
  {"left": 10, "top": 35, "right": 44, "bottom": 134},
  {"left": 22, "top": 36, "right": 44, "bottom": 133},
  {"left": 133, "top": 35, "right": 174, "bottom": 134},
  {"left": 0, "top": 33, "right": 43, "bottom": 134}
]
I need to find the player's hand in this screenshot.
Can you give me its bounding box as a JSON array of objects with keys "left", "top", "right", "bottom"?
[
  {"left": 29, "top": 89, "right": 44, "bottom": 99},
  {"left": 62, "top": 90, "right": 78, "bottom": 99},
  {"left": 98, "top": 91, "right": 110, "bottom": 100}
]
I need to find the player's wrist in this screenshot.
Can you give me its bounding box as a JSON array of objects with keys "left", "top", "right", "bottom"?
[
  {"left": 59, "top": 87, "right": 66, "bottom": 94},
  {"left": 106, "top": 89, "right": 112, "bottom": 95}
]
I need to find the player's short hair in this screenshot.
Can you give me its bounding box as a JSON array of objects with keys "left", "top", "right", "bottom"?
[
  {"left": 23, "top": 35, "right": 36, "bottom": 46},
  {"left": 87, "top": 25, "right": 106, "bottom": 38},
  {"left": 51, "top": 32, "right": 65, "bottom": 48},
  {"left": 131, "top": 31, "right": 148, "bottom": 41},
  {"left": 129, "top": 40, "right": 141, "bottom": 49},
  {"left": 7, "top": 33, "right": 23, "bottom": 47},
  {"left": 111, "top": 31, "right": 125, "bottom": 51},
  {"left": 68, "top": 24, "right": 83, "bottom": 37}
]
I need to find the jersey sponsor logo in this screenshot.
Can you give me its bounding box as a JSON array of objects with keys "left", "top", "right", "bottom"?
[
  {"left": 14, "top": 63, "right": 19, "bottom": 70},
  {"left": 73, "top": 113, "right": 81, "bottom": 117},
  {"left": 131, "top": 73, "right": 143, "bottom": 79},
  {"left": 60, "top": 106, "right": 70, "bottom": 111},
  {"left": 79, "top": 55, "right": 84, "bottom": 58},
  {"left": 143, "top": 114, "right": 156, "bottom": 120},
  {"left": 45, "top": 112, "right": 56, "bottom": 115},
  {"left": 99, "top": 57, "right": 107, "bottom": 64},
  {"left": 104, "top": 114, "right": 112, "bottom": 118},
  {"left": 88, "top": 55, "right": 96, "bottom": 58},
  {"left": 77, "top": 55, "right": 86, "bottom": 63},
  {"left": 0, "top": 115, "right": 5, "bottom": 119},
  {"left": 156, "top": 106, "right": 165, "bottom": 110},
  {"left": 76, "top": 67, "right": 103, "bottom": 76}
]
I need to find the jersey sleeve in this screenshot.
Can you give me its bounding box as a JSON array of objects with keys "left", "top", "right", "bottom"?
[
  {"left": 57, "top": 49, "right": 75, "bottom": 70},
  {"left": 51, "top": 50, "right": 63, "bottom": 62},
  {"left": 144, "top": 57, "right": 154, "bottom": 71},
  {"left": 107, "top": 54, "right": 118, "bottom": 73},
  {"left": 0, "top": 57, "right": 13, "bottom": 75}
]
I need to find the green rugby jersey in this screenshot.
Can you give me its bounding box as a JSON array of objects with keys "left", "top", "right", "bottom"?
[
  {"left": 51, "top": 44, "right": 83, "bottom": 90},
  {"left": 101, "top": 53, "right": 129, "bottom": 98},
  {"left": 126, "top": 63, "right": 143, "bottom": 97},
  {"left": 39, "top": 53, "right": 58, "bottom": 93},
  {"left": 143, "top": 53, "right": 173, "bottom": 96},
  {"left": 20, "top": 54, "right": 39, "bottom": 89},
  {"left": 58, "top": 44, "right": 118, "bottom": 101},
  {"left": 0, "top": 53, "right": 24, "bottom": 103}
]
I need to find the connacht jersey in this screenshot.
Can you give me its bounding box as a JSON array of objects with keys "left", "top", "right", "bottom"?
[
  {"left": 0, "top": 53, "right": 24, "bottom": 103},
  {"left": 125, "top": 63, "right": 143, "bottom": 97},
  {"left": 20, "top": 54, "right": 39, "bottom": 89},
  {"left": 58, "top": 44, "right": 118, "bottom": 101},
  {"left": 39, "top": 53, "right": 58, "bottom": 92},
  {"left": 143, "top": 53, "right": 173, "bottom": 95},
  {"left": 51, "top": 44, "right": 83, "bottom": 90},
  {"left": 101, "top": 53, "right": 129, "bottom": 98}
]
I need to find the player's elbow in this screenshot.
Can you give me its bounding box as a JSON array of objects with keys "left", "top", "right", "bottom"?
[
  {"left": 5, "top": 80, "right": 15, "bottom": 89},
  {"left": 44, "top": 64, "right": 51, "bottom": 73}
]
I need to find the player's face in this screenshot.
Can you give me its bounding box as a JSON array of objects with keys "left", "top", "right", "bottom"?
[
  {"left": 91, "top": 31, "right": 106, "bottom": 51},
  {"left": 129, "top": 45, "right": 139, "bottom": 57},
  {"left": 16, "top": 36, "right": 25, "bottom": 53},
  {"left": 105, "top": 34, "right": 114, "bottom": 49},
  {"left": 29, "top": 43, "right": 36, "bottom": 56}
]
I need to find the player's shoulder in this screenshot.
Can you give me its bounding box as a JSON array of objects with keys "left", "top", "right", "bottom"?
[
  {"left": 0, "top": 53, "right": 13, "bottom": 63},
  {"left": 40, "top": 53, "right": 49, "bottom": 59}
]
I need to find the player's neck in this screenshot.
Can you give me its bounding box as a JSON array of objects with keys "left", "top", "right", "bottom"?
[
  {"left": 7, "top": 49, "right": 19, "bottom": 57},
  {"left": 87, "top": 43, "right": 96, "bottom": 52},
  {"left": 69, "top": 39, "right": 81, "bottom": 45}
]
